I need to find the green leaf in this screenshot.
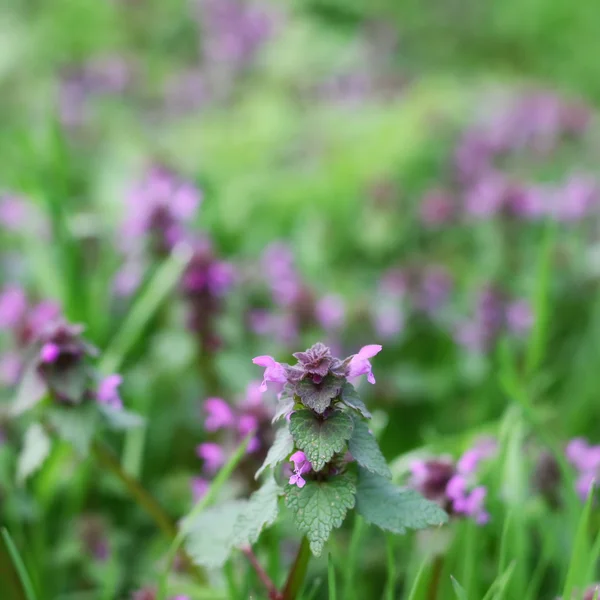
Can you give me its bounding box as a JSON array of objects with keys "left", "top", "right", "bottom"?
[
  {"left": 98, "top": 404, "right": 145, "bottom": 430},
  {"left": 46, "top": 367, "right": 88, "bottom": 404},
  {"left": 11, "top": 363, "right": 46, "bottom": 416},
  {"left": 340, "top": 383, "right": 372, "bottom": 419},
  {"left": 285, "top": 472, "right": 356, "bottom": 557},
  {"left": 451, "top": 576, "right": 468, "bottom": 600},
  {"left": 48, "top": 403, "right": 98, "bottom": 456},
  {"left": 295, "top": 375, "right": 343, "bottom": 414},
  {"left": 255, "top": 426, "right": 294, "bottom": 479},
  {"left": 355, "top": 468, "right": 448, "bottom": 534},
  {"left": 348, "top": 416, "right": 391, "bottom": 479},
  {"left": 232, "top": 477, "right": 281, "bottom": 546},
  {"left": 185, "top": 501, "right": 247, "bottom": 569},
  {"left": 290, "top": 409, "right": 354, "bottom": 471},
  {"left": 1, "top": 527, "right": 38, "bottom": 600},
  {"left": 272, "top": 393, "right": 295, "bottom": 423},
  {"left": 17, "top": 423, "right": 51, "bottom": 483}
]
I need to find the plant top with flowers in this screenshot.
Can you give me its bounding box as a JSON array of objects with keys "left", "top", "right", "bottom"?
[{"left": 182, "top": 342, "right": 447, "bottom": 598}]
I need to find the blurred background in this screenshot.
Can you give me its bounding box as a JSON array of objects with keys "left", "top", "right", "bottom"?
[{"left": 2, "top": 0, "right": 600, "bottom": 598}]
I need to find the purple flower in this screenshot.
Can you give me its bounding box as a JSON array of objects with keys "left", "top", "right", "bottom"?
[
  {"left": 191, "top": 477, "right": 209, "bottom": 502},
  {"left": 420, "top": 189, "right": 455, "bottom": 226},
  {"left": 409, "top": 458, "right": 455, "bottom": 505},
  {"left": 0, "top": 195, "right": 29, "bottom": 231},
  {"left": 417, "top": 268, "right": 453, "bottom": 315},
  {"left": 40, "top": 343, "right": 61, "bottom": 364},
  {"left": 464, "top": 173, "right": 509, "bottom": 219},
  {"left": 204, "top": 397, "right": 235, "bottom": 432},
  {"left": 289, "top": 450, "right": 312, "bottom": 488},
  {"left": 238, "top": 414, "right": 259, "bottom": 437},
  {"left": 0, "top": 286, "right": 27, "bottom": 330},
  {"left": 446, "top": 475, "right": 489, "bottom": 524},
  {"left": 456, "top": 439, "right": 497, "bottom": 476},
  {"left": 97, "top": 375, "right": 123, "bottom": 410},
  {"left": 373, "top": 302, "right": 405, "bottom": 340},
  {"left": 505, "top": 300, "right": 534, "bottom": 335},
  {"left": 315, "top": 295, "right": 346, "bottom": 330},
  {"left": 196, "top": 442, "right": 225, "bottom": 474},
  {"left": 241, "top": 381, "right": 263, "bottom": 409},
  {"left": 252, "top": 355, "right": 288, "bottom": 392},
  {"left": 346, "top": 344, "right": 382, "bottom": 384}
]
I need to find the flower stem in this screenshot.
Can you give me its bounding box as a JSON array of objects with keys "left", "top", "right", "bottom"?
[
  {"left": 427, "top": 555, "right": 445, "bottom": 600},
  {"left": 90, "top": 439, "right": 205, "bottom": 583},
  {"left": 242, "top": 546, "right": 282, "bottom": 600},
  {"left": 282, "top": 537, "right": 311, "bottom": 600}
]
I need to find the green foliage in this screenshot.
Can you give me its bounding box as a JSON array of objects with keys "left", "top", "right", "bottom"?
[
  {"left": 17, "top": 423, "right": 51, "bottom": 483},
  {"left": 11, "top": 363, "right": 45, "bottom": 416},
  {"left": 185, "top": 501, "right": 248, "bottom": 569},
  {"left": 348, "top": 416, "right": 391, "bottom": 479},
  {"left": 98, "top": 404, "right": 145, "bottom": 430},
  {"left": 285, "top": 472, "right": 357, "bottom": 557},
  {"left": 231, "top": 477, "right": 281, "bottom": 546},
  {"left": 47, "top": 403, "right": 98, "bottom": 456},
  {"left": 340, "top": 383, "right": 372, "bottom": 420},
  {"left": 289, "top": 409, "right": 354, "bottom": 471},
  {"left": 355, "top": 468, "right": 448, "bottom": 534},
  {"left": 255, "top": 426, "right": 294, "bottom": 479},
  {"left": 295, "top": 375, "right": 344, "bottom": 414}
]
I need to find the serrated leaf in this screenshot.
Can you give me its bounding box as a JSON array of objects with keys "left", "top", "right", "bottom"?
[
  {"left": 340, "top": 383, "right": 372, "bottom": 419},
  {"left": 11, "top": 364, "right": 46, "bottom": 416},
  {"left": 272, "top": 393, "right": 295, "bottom": 423},
  {"left": 355, "top": 468, "right": 448, "bottom": 534},
  {"left": 295, "top": 375, "right": 343, "bottom": 414},
  {"left": 48, "top": 403, "right": 98, "bottom": 456},
  {"left": 290, "top": 409, "right": 354, "bottom": 471},
  {"left": 185, "top": 500, "right": 247, "bottom": 569},
  {"left": 255, "top": 426, "right": 294, "bottom": 479},
  {"left": 348, "top": 417, "right": 391, "bottom": 479},
  {"left": 98, "top": 404, "right": 144, "bottom": 430},
  {"left": 232, "top": 477, "right": 281, "bottom": 546},
  {"left": 285, "top": 472, "right": 356, "bottom": 557},
  {"left": 17, "top": 423, "right": 51, "bottom": 483}
]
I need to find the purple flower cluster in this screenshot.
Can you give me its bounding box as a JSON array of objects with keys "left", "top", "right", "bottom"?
[
  {"left": 409, "top": 439, "right": 496, "bottom": 524},
  {"left": 455, "top": 286, "right": 533, "bottom": 353},
  {"left": 420, "top": 90, "right": 597, "bottom": 226},
  {"left": 566, "top": 438, "right": 600, "bottom": 500},
  {"left": 371, "top": 266, "right": 452, "bottom": 340},
  {"left": 121, "top": 164, "right": 202, "bottom": 258},
  {"left": 253, "top": 342, "right": 381, "bottom": 407},
  {"left": 0, "top": 286, "right": 61, "bottom": 386},
  {"left": 59, "top": 55, "right": 133, "bottom": 129},
  {"left": 193, "top": 382, "right": 273, "bottom": 500},
  {"left": 181, "top": 238, "right": 235, "bottom": 350},
  {"left": 247, "top": 242, "right": 346, "bottom": 345}
]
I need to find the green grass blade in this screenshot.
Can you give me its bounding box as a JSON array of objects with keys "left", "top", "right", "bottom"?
[
  {"left": 526, "top": 220, "right": 556, "bottom": 376},
  {"left": 344, "top": 516, "right": 365, "bottom": 600},
  {"left": 328, "top": 553, "right": 337, "bottom": 600},
  {"left": 562, "top": 481, "right": 595, "bottom": 599},
  {"left": 481, "top": 562, "right": 516, "bottom": 600},
  {"left": 1, "top": 528, "right": 38, "bottom": 600},
  {"left": 406, "top": 557, "right": 430, "bottom": 600},
  {"left": 99, "top": 243, "right": 192, "bottom": 375},
  {"left": 451, "top": 576, "right": 468, "bottom": 600},
  {"left": 384, "top": 535, "right": 397, "bottom": 600}
]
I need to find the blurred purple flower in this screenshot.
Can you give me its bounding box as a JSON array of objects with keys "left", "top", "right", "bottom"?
[
  {"left": 191, "top": 477, "right": 209, "bottom": 502},
  {"left": 0, "top": 286, "right": 27, "bottom": 330},
  {"left": 505, "top": 299, "right": 534, "bottom": 335},
  {"left": 196, "top": 442, "right": 225, "bottom": 474},
  {"left": 0, "top": 352, "right": 21, "bottom": 386},
  {"left": 204, "top": 397, "right": 235, "bottom": 432},
  {"left": 464, "top": 173, "right": 509, "bottom": 219},
  {"left": 417, "top": 268, "right": 453, "bottom": 315},
  {"left": 40, "top": 343, "right": 61, "bottom": 364},
  {"left": 373, "top": 302, "right": 405, "bottom": 340},
  {"left": 0, "top": 195, "right": 29, "bottom": 231},
  {"left": 420, "top": 189, "right": 455, "bottom": 226},
  {"left": 97, "top": 375, "right": 123, "bottom": 410},
  {"left": 315, "top": 295, "right": 345, "bottom": 330}
]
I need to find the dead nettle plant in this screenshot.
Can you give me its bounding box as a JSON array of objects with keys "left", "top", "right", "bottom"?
[{"left": 180, "top": 342, "right": 448, "bottom": 599}]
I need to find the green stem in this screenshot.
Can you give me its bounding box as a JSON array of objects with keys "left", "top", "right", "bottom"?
[
  {"left": 426, "top": 555, "right": 445, "bottom": 600},
  {"left": 384, "top": 535, "right": 397, "bottom": 600},
  {"left": 282, "top": 538, "right": 311, "bottom": 600}
]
